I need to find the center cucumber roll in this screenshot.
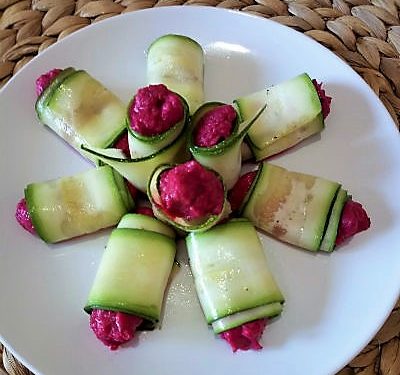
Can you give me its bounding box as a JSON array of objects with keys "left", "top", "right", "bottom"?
[
  {"left": 126, "top": 84, "right": 189, "bottom": 158},
  {"left": 85, "top": 213, "right": 176, "bottom": 350},
  {"left": 147, "top": 34, "right": 204, "bottom": 114},
  {"left": 186, "top": 219, "right": 284, "bottom": 352},
  {"left": 35, "top": 68, "right": 127, "bottom": 161},
  {"left": 189, "top": 102, "right": 267, "bottom": 190},
  {"left": 147, "top": 160, "right": 231, "bottom": 233},
  {"left": 234, "top": 73, "right": 328, "bottom": 161},
  {"left": 24, "top": 166, "right": 134, "bottom": 243}
]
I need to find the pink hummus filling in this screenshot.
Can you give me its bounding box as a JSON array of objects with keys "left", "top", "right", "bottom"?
[
  {"left": 312, "top": 79, "right": 332, "bottom": 119},
  {"left": 35, "top": 69, "right": 62, "bottom": 96},
  {"left": 220, "top": 318, "right": 267, "bottom": 352},
  {"left": 194, "top": 104, "right": 237, "bottom": 147},
  {"left": 336, "top": 200, "right": 371, "bottom": 245},
  {"left": 228, "top": 171, "right": 257, "bottom": 213},
  {"left": 90, "top": 309, "right": 143, "bottom": 350},
  {"left": 15, "top": 198, "right": 35, "bottom": 234},
  {"left": 113, "top": 132, "right": 130, "bottom": 156},
  {"left": 129, "top": 84, "right": 184, "bottom": 137},
  {"left": 158, "top": 160, "right": 224, "bottom": 221},
  {"left": 228, "top": 172, "right": 370, "bottom": 245}
]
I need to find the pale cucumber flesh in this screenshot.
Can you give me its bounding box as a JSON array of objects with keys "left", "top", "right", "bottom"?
[{"left": 186, "top": 219, "right": 284, "bottom": 323}]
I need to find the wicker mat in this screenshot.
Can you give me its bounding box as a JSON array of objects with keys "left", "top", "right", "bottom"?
[{"left": 0, "top": 1, "right": 399, "bottom": 374}]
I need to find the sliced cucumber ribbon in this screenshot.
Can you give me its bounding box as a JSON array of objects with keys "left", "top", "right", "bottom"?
[
  {"left": 234, "top": 73, "right": 325, "bottom": 161},
  {"left": 189, "top": 102, "right": 267, "bottom": 190},
  {"left": 241, "top": 162, "right": 344, "bottom": 252},
  {"left": 211, "top": 303, "right": 283, "bottom": 334},
  {"left": 147, "top": 34, "right": 204, "bottom": 114},
  {"left": 147, "top": 163, "right": 231, "bottom": 233},
  {"left": 24, "top": 166, "right": 133, "bottom": 244},
  {"left": 35, "top": 68, "right": 127, "bottom": 163},
  {"left": 127, "top": 93, "right": 189, "bottom": 158},
  {"left": 117, "top": 213, "right": 176, "bottom": 239},
  {"left": 84, "top": 225, "right": 176, "bottom": 324},
  {"left": 81, "top": 123, "right": 190, "bottom": 193},
  {"left": 186, "top": 219, "right": 284, "bottom": 332}
]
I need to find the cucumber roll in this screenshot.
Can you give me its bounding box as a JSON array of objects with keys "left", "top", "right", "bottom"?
[
  {"left": 189, "top": 102, "right": 266, "bottom": 189},
  {"left": 20, "top": 166, "right": 134, "bottom": 243},
  {"left": 85, "top": 213, "right": 176, "bottom": 350},
  {"left": 147, "top": 34, "right": 204, "bottom": 114},
  {"left": 35, "top": 68, "right": 127, "bottom": 161},
  {"left": 186, "top": 219, "right": 284, "bottom": 352},
  {"left": 228, "top": 162, "right": 370, "bottom": 252},
  {"left": 234, "top": 73, "right": 330, "bottom": 161},
  {"left": 147, "top": 160, "right": 231, "bottom": 232},
  {"left": 126, "top": 84, "right": 189, "bottom": 158}
]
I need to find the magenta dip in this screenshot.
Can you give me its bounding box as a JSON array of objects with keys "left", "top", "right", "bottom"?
[
  {"left": 194, "top": 104, "right": 237, "bottom": 147},
  {"left": 159, "top": 160, "right": 224, "bottom": 221},
  {"left": 129, "top": 84, "right": 184, "bottom": 137}
]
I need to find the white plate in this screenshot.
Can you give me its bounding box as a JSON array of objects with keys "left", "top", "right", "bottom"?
[{"left": 1, "top": 6, "right": 400, "bottom": 375}]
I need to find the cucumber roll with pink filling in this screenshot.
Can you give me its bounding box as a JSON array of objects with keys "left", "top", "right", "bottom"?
[
  {"left": 16, "top": 166, "right": 134, "bottom": 243},
  {"left": 126, "top": 84, "right": 188, "bottom": 158},
  {"left": 35, "top": 68, "right": 127, "bottom": 161},
  {"left": 186, "top": 219, "right": 284, "bottom": 352},
  {"left": 188, "top": 102, "right": 266, "bottom": 189},
  {"left": 85, "top": 213, "right": 176, "bottom": 350},
  {"left": 228, "top": 162, "right": 370, "bottom": 252},
  {"left": 234, "top": 73, "right": 331, "bottom": 161},
  {"left": 148, "top": 160, "right": 231, "bottom": 232}
]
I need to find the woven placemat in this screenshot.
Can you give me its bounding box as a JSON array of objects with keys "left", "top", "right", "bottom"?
[{"left": 0, "top": 1, "right": 399, "bottom": 374}]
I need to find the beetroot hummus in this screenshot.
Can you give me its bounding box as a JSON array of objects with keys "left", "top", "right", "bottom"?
[
  {"left": 90, "top": 309, "right": 143, "bottom": 350},
  {"left": 228, "top": 171, "right": 257, "bottom": 213},
  {"left": 336, "top": 200, "right": 371, "bottom": 245},
  {"left": 35, "top": 69, "right": 62, "bottom": 96},
  {"left": 129, "top": 84, "right": 184, "bottom": 137},
  {"left": 113, "top": 132, "right": 130, "bottom": 156},
  {"left": 312, "top": 79, "right": 332, "bottom": 119},
  {"left": 158, "top": 160, "right": 224, "bottom": 221},
  {"left": 194, "top": 104, "right": 237, "bottom": 147},
  {"left": 15, "top": 198, "right": 35, "bottom": 234},
  {"left": 220, "top": 318, "right": 267, "bottom": 352}
]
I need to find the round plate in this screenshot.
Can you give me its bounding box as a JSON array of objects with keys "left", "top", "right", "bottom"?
[{"left": 1, "top": 6, "right": 399, "bottom": 375}]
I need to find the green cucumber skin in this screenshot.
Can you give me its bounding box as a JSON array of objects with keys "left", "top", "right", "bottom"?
[
  {"left": 186, "top": 219, "right": 284, "bottom": 323},
  {"left": 235, "top": 73, "right": 324, "bottom": 161},
  {"left": 117, "top": 213, "right": 176, "bottom": 239},
  {"left": 110, "top": 169, "right": 135, "bottom": 212},
  {"left": 147, "top": 34, "right": 204, "bottom": 114},
  {"left": 242, "top": 163, "right": 340, "bottom": 251},
  {"left": 85, "top": 228, "right": 176, "bottom": 322},
  {"left": 320, "top": 189, "right": 348, "bottom": 252},
  {"left": 25, "top": 166, "right": 129, "bottom": 243},
  {"left": 211, "top": 302, "right": 283, "bottom": 333}
]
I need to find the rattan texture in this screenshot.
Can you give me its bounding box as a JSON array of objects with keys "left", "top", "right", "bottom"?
[{"left": 0, "top": 1, "right": 399, "bottom": 374}]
